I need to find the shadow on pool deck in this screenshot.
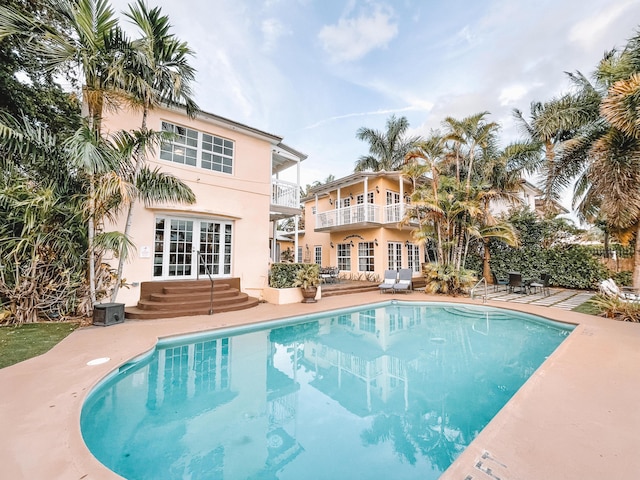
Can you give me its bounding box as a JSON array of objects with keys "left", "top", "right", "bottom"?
[{"left": 1, "top": 291, "right": 639, "bottom": 479}]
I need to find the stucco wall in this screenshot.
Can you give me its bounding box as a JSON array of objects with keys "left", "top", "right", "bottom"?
[{"left": 101, "top": 106, "right": 274, "bottom": 305}]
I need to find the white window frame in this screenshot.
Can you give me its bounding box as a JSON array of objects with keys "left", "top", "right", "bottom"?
[
  {"left": 314, "top": 246, "right": 322, "bottom": 265},
  {"left": 387, "top": 242, "right": 402, "bottom": 270},
  {"left": 337, "top": 243, "right": 351, "bottom": 271},
  {"left": 160, "top": 121, "right": 234, "bottom": 174},
  {"left": 407, "top": 243, "right": 420, "bottom": 273},
  {"left": 358, "top": 242, "right": 374, "bottom": 272}
]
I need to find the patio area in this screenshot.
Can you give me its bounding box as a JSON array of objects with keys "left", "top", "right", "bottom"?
[{"left": 1, "top": 291, "right": 639, "bottom": 479}]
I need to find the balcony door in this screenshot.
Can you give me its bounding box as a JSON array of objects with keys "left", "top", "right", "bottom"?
[{"left": 154, "top": 216, "right": 233, "bottom": 279}]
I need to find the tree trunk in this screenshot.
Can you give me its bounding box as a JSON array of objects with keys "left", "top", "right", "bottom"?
[
  {"left": 111, "top": 107, "right": 149, "bottom": 302},
  {"left": 482, "top": 238, "right": 492, "bottom": 283},
  {"left": 633, "top": 222, "right": 640, "bottom": 289}
]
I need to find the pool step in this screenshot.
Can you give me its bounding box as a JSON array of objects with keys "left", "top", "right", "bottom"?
[{"left": 125, "top": 278, "right": 258, "bottom": 320}]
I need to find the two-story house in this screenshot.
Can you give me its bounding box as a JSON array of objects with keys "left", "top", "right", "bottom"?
[
  {"left": 102, "top": 104, "right": 305, "bottom": 317},
  {"left": 296, "top": 172, "right": 568, "bottom": 283},
  {"left": 299, "top": 171, "right": 424, "bottom": 282}
]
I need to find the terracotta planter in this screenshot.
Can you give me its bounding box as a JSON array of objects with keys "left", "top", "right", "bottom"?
[{"left": 300, "top": 287, "right": 318, "bottom": 303}]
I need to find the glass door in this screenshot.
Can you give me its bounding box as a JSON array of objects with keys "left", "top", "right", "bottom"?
[{"left": 154, "top": 217, "right": 233, "bottom": 279}]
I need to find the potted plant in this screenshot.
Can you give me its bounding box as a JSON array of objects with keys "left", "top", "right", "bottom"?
[{"left": 293, "top": 264, "right": 321, "bottom": 303}]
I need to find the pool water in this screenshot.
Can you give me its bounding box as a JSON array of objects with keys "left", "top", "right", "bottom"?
[{"left": 81, "top": 302, "right": 573, "bottom": 479}]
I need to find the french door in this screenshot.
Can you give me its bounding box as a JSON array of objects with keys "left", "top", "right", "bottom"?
[{"left": 154, "top": 217, "right": 233, "bottom": 279}]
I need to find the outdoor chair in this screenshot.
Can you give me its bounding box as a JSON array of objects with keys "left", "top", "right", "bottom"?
[
  {"left": 530, "top": 273, "right": 551, "bottom": 296},
  {"left": 393, "top": 269, "right": 413, "bottom": 294},
  {"left": 491, "top": 271, "right": 509, "bottom": 292},
  {"left": 599, "top": 278, "right": 640, "bottom": 303},
  {"left": 379, "top": 270, "right": 397, "bottom": 293},
  {"left": 507, "top": 272, "right": 527, "bottom": 294}
]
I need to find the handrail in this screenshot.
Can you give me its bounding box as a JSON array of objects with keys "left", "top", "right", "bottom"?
[
  {"left": 470, "top": 277, "right": 488, "bottom": 303},
  {"left": 196, "top": 251, "right": 214, "bottom": 315}
]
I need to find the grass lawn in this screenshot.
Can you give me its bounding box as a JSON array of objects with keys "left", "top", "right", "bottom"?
[
  {"left": 572, "top": 299, "right": 602, "bottom": 316},
  {"left": 0, "top": 322, "right": 80, "bottom": 369}
]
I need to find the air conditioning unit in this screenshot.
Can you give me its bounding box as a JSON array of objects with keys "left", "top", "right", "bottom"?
[{"left": 92, "top": 303, "right": 125, "bottom": 326}]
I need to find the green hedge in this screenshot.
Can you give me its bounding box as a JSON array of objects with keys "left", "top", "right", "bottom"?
[
  {"left": 269, "top": 263, "right": 313, "bottom": 288},
  {"left": 469, "top": 244, "right": 607, "bottom": 289}
]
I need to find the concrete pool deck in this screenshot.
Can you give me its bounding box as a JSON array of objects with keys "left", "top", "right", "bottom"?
[{"left": 1, "top": 292, "right": 639, "bottom": 479}]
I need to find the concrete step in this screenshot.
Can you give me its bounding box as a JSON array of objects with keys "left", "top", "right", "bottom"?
[
  {"left": 149, "top": 288, "right": 239, "bottom": 302},
  {"left": 125, "top": 296, "right": 259, "bottom": 320}
]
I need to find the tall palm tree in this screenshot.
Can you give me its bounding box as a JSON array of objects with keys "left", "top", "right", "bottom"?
[
  {"left": 442, "top": 112, "right": 500, "bottom": 195},
  {"left": 110, "top": 0, "right": 198, "bottom": 301},
  {"left": 0, "top": 0, "right": 132, "bottom": 304},
  {"left": 552, "top": 34, "right": 640, "bottom": 287},
  {"left": 354, "top": 114, "right": 419, "bottom": 172}
]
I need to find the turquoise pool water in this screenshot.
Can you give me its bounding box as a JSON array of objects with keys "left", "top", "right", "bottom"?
[{"left": 81, "top": 302, "right": 573, "bottom": 479}]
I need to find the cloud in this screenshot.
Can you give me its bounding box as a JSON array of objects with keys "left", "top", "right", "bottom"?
[
  {"left": 261, "top": 18, "right": 290, "bottom": 53},
  {"left": 498, "top": 84, "right": 528, "bottom": 106},
  {"left": 303, "top": 105, "right": 431, "bottom": 130},
  {"left": 569, "top": 1, "right": 636, "bottom": 50},
  {"left": 318, "top": 6, "right": 398, "bottom": 63}
]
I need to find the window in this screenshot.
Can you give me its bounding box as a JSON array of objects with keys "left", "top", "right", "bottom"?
[
  {"left": 297, "top": 246, "right": 303, "bottom": 263},
  {"left": 407, "top": 243, "right": 420, "bottom": 272},
  {"left": 358, "top": 309, "right": 376, "bottom": 333},
  {"left": 387, "top": 242, "right": 402, "bottom": 270},
  {"left": 160, "top": 121, "right": 234, "bottom": 174},
  {"left": 314, "top": 246, "right": 322, "bottom": 265},
  {"left": 358, "top": 242, "right": 374, "bottom": 272},
  {"left": 337, "top": 243, "right": 351, "bottom": 271},
  {"left": 356, "top": 192, "right": 374, "bottom": 204},
  {"left": 386, "top": 191, "right": 400, "bottom": 205}
]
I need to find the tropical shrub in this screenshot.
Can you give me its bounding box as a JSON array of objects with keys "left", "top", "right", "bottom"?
[
  {"left": 422, "top": 263, "right": 477, "bottom": 296},
  {"left": 269, "top": 263, "right": 320, "bottom": 288},
  {"left": 589, "top": 294, "right": 640, "bottom": 322}
]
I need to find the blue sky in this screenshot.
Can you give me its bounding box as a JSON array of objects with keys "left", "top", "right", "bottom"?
[{"left": 110, "top": 0, "right": 640, "bottom": 199}]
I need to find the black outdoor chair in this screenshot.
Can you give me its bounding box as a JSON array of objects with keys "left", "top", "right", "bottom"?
[
  {"left": 508, "top": 272, "right": 527, "bottom": 294},
  {"left": 492, "top": 271, "right": 509, "bottom": 292},
  {"left": 530, "top": 273, "right": 551, "bottom": 296}
]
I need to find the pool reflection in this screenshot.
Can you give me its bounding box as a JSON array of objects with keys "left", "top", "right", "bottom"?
[{"left": 81, "top": 304, "right": 571, "bottom": 480}]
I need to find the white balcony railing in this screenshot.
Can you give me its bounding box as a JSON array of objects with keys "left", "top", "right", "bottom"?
[
  {"left": 271, "top": 178, "right": 300, "bottom": 209},
  {"left": 315, "top": 203, "right": 409, "bottom": 229}
]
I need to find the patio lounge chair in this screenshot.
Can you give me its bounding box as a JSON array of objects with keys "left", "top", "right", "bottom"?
[
  {"left": 599, "top": 278, "right": 640, "bottom": 303},
  {"left": 530, "top": 273, "right": 551, "bottom": 296},
  {"left": 393, "top": 269, "right": 413, "bottom": 294},
  {"left": 379, "top": 270, "right": 397, "bottom": 293},
  {"left": 491, "top": 271, "right": 509, "bottom": 292}
]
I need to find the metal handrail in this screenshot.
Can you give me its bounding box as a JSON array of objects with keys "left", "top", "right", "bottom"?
[
  {"left": 470, "top": 277, "right": 488, "bottom": 303},
  {"left": 197, "top": 251, "right": 214, "bottom": 315}
]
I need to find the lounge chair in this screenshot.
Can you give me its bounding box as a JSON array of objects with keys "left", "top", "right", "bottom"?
[
  {"left": 491, "top": 271, "right": 509, "bottom": 292},
  {"left": 379, "top": 270, "right": 397, "bottom": 293},
  {"left": 599, "top": 278, "right": 640, "bottom": 303},
  {"left": 393, "top": 269, "right": 413, "bottom": 294},
  {"left": 530, "top": 273, "right": 551, "bottom": 296}
]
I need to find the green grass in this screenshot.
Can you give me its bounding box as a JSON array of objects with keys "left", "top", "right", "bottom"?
[
  {"left": 0, "top": 322, "right": 80, "bottom": 369},
  {"left": 572, "top": 299, "right": 602, "bottom": 316}
]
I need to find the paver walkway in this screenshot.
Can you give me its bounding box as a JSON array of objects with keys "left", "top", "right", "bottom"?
[{"left": 479, "top": 286, "right": 595, "bottom": 310}]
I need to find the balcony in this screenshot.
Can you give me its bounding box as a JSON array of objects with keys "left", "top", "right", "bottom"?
[
  {"left": 315, "top": 203, "right": 413, "bottom": 231},
  {"left": 271, "top": 178, "right": 301, "bottom": 219}
]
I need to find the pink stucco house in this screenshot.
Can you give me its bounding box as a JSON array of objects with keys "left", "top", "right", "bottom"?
[{"left": 102, "top": 104, "right": 305, "bottom": 316}]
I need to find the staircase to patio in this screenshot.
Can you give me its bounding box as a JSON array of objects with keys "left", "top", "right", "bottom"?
[{"left": 125, "top": 278, "right": 259, "bottom": 320}]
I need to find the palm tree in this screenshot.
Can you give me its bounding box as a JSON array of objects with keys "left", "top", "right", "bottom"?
[
  {"left": 354, "top": 114, "right": 419, "bottom": 172},
  {"left": 442, "top": 112, "right": 500, "bottom": 195},
  {"left": 551, "top": 34, "right": 640, "bottom": 287},
  {"left": 110, "top": 0, "right": 198, "bottom": 301}
]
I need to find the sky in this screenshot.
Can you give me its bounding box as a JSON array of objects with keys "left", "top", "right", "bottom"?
[{"left": 109, "top": 0, "right": 640, "bottom": 203}]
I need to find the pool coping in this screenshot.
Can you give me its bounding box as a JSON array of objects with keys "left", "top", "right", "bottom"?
[{"left": 1, "top": 292, "right": 639, "bottom": 479}]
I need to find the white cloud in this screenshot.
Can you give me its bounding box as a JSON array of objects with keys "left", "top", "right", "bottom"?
[
  {"left": 498, "top": 84, "right": 528, "bottom": 106},
  {"left": 318, "top": 6, "right": 398, "bottom": 63},
  {"left": 261, "top": 18, "right": 289, "bottom": 53},
  {"left": 569, "top": 1, "right": 636, "bottom": 50}
]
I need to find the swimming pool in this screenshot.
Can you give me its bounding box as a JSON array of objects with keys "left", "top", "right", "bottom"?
[{"left": 81, "top": 301, "right": 573, "bottom": 479}]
